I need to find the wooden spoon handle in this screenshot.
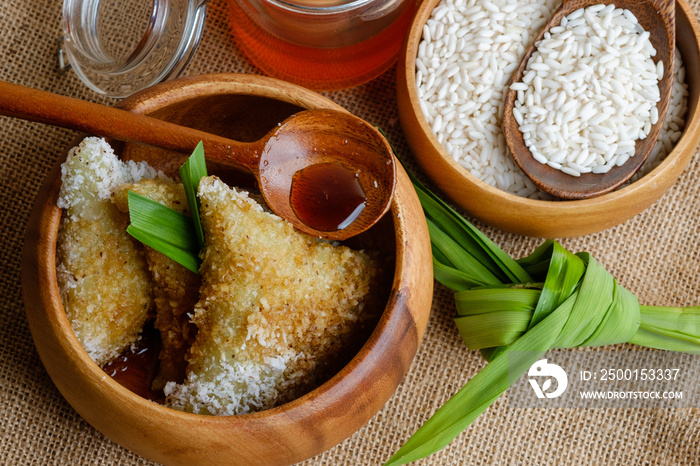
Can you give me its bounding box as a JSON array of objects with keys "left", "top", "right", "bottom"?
[{"left": 0, "top": 81, "right": 260, "bottom": 172}]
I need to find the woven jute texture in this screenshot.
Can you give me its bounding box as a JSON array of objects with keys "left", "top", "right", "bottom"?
[{"left": 2, "top": 0, "right": 699, "bottom": 464}]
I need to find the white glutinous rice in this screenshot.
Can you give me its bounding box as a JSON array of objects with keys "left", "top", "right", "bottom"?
[
  {"left": 629, "top": 48, "right": 688, "bottom": 183},
  {"left": 415, "top": 0, "right": 688, "bottom": 198},
  {"left": 512, "top": 5, "right": 660, "bottom": 177}
]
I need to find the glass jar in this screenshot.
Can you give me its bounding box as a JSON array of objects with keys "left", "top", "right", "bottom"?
[
  {"left": 60, "top": 0, "right": 209, "bottom": 98},
  {"left": 227, "top": 0, "right": 416, "bottom": 91}
]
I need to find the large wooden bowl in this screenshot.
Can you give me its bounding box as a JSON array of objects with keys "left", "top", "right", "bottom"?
[
  {"left": 22, "top": 73, "right": 433, "bottom": 465},
  {"left": 398, "top": 0, "right": 700, "bottom": 237}
]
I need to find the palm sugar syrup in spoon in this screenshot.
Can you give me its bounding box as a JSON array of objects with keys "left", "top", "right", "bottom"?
[
  {"left": 0, "top": 80, "right": 396, "bottom": 240},
  {"left": 503, "top": 0, "right": 675, "bottom": 199},
  {"left": 290, "top": 161, "right": 368, "bottom": 232}
]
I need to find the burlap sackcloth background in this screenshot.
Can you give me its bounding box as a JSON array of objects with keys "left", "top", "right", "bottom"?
[{"left": 1, "top": 0, "right": 699, "bottom": 464}]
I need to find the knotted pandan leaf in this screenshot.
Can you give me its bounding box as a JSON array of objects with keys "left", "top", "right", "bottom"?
[{"left": 386, "top": 172, "right": 700, "bottom": 466}]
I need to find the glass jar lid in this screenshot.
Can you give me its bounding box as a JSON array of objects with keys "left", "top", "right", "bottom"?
[{"left": 60, "top": 0, "right": 208, "bottom": 98}]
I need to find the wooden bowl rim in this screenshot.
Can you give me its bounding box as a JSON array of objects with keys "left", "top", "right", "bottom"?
[{"left": 399, "top": 0, "right": 700, "bottom": 237}]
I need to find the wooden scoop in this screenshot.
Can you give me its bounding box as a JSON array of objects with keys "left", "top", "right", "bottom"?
[
  {"left": 503, "top": 0, "right": 675, "bottom": 199},
  {"left": 0, "top": 80, "right": 396, "bottom": 240}
]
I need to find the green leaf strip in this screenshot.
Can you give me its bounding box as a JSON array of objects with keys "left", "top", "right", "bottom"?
[
  {"left": 411, "top": 173, "right": 533, "bottom": 288},
  {"left": 386, "top": 292, "right": 576, "bottom": 465},
  {"left": 630, "top": 305, "right": 700, "bottom": 354},
  {"left": 179, "top": 141, "right": 208, "bottom": 249},
  {"left": 126, "top": 191, "right": 200, "bottom": 273}
]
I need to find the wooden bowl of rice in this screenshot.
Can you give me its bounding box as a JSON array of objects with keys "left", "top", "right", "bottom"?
[
  {"left": 398, "top": 0, "right": 700, "bottom": 237},
  {"left": 22, "top": 73, "right": 433, "bottom": 465}
]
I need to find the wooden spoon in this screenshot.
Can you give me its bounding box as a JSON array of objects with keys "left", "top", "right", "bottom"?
[
  {"left": 0, "top": 80, "right": 396, "bottom": 240},
  {"left": 503, "top": 0, "right": 675, "bottom": 199}
]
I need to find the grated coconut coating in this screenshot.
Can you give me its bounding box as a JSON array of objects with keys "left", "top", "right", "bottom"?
[
  {"left": 56, "top": 138, "right": 160, "bottom": 366},
  {"left": 56, "top": 140, "right": 381, "bottom": 413},
  {"left": 164, "top": 176, "right": 379, "bottom": 415},
  {"left": 112, "top": 179, "right": 200, "bottom": 389}
]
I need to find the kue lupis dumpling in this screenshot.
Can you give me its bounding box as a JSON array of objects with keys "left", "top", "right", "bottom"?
[
  {"left": 56, "top": 137, "right": 158, "bottom": 365},
  {"left": 164, "top": 176, "right": 379, "bottom": 415}
]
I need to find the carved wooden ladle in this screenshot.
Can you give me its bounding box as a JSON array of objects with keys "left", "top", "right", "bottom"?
[{"left": 0, "top": 80, "right": 396, "bottom": 240}]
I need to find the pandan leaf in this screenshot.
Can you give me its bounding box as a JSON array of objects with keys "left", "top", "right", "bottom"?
[
  {"left": 179, "top": 141, "right": 207, "bottom": 249},
  {"left": 385, "top": 158, "right": 700, "bottom": 466},
  {"left": 126, "top": 191, "right": 199, "bottom": 273}
]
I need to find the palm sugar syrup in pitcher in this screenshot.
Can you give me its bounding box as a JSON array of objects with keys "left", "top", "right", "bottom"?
[{"left": 227, "top": 0, "right": 416, "bottom": 90}]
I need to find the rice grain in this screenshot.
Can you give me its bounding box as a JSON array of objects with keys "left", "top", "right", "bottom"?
[{"left": 415, "top": 0, "right": 688, "bottom": 198}]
